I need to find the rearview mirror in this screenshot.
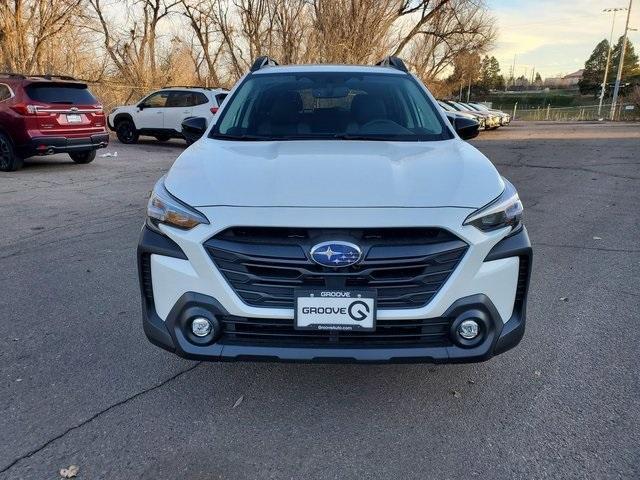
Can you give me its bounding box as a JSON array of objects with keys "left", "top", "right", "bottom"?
[
  {"left": 181, "top": 116, "right": 208, "bottom": 144},
  {"left": 453, "top": 116, "right": 480, "bottom": 140}
]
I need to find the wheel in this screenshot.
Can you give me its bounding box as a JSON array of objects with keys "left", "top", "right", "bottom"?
[
  {"left": 155, "top": 134, "right": 171, "bottom": 142},
  {"left": 69, "top": 150, "right": 96, "bottom": 164},
  {"left": 116, "top": 119, "right": 139, "bottom": 144},
  {"left": 0, "top": 132, "right": 23, "bottom": 172}
]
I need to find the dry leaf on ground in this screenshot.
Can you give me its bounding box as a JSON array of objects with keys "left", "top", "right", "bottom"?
[{"left": 60, "top": 465, "right": 79, "bottom": 478}]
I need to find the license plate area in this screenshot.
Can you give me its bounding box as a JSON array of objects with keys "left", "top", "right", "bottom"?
[
  {"left": 295, "top": 290, "right": 377, "bottom": 332},
  {"left": 66, "top": 114, "right": 82, "bottom": 123}
]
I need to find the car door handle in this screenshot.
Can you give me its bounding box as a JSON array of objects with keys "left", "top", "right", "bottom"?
[{"left": 156, "top": 111, "right": 162, "bottom": 114}]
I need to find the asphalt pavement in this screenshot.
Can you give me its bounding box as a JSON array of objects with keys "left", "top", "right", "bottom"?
[{"left": 1, "top": 122, "right": 639, "bottom": 479}]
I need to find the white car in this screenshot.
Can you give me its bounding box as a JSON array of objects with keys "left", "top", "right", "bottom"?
[
  {"left": 108, "top": 87, "right": 228, "bottom": 144},
  {"left": 137, "top": 56, "right": 532, "bottom": 363}
]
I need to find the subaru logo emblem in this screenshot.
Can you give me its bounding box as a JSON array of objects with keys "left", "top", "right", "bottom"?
[{"left": 310, "top": 241, "right": 362, "bottom": 267}]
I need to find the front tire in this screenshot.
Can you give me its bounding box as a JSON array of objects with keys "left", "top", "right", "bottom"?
[
  {"left": 116, "top": 119, "right": 139, "bottom": 144},
  {"left": 155, "top": 134, "right": 171, "bottom": 142},
  {"left": 0, "top": 132, "right": 23, "bottom": 172},
  {"left": 69, "top": 150, "right": 96, "bottom": 164}
]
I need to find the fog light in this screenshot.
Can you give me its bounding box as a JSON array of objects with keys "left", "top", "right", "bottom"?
[
  {"left": 458, "top": 319, "right": 479, "bottom": 340},
  {"left": 191, "top": 317, "right": 212, "bottom": 337}
]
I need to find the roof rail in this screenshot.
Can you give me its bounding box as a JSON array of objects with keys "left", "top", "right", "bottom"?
[
  {"left": 0, "top": 73, "right": 79, "bottom": 81},
  {"left": 250, "top": 56, "right": 279, "bottom": 72},
  {"left": 31, "top": 74, "right": 78, "bottom": 81},
  {"left": 161, "top": 85, "right": 224, "bottom": 90},
  {"left": 375, "top": 56, "right": 408, "bottom": 73},
  {"left": 0, "top": 72, "right": 27, "bottom": 79}
]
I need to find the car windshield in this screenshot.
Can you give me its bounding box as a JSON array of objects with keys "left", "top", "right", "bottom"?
[
  {"left": 461, "top": 103, "right": 480, "bottom": 111},
  {"left": 437, "top": 101, "right": 455, "bottom": 112},
  {"left": 445, "top": 101, "right": 466, "bottom": 111},
  {"left": 211, "top": 72, "right": 452, "bottom": 141},
  {"left": 25, "top": 83, "right": 97, "bottom": 104}
]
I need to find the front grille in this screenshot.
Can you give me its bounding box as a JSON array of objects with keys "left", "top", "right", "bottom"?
[
  {"left": 205, "top": 227, "right": 468, "bottom": 310},
  {"left": 220, "top": 316, "right": 452, "bottom": 347}
]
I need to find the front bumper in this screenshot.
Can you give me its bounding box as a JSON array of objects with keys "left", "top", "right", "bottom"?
[
  {"left": 137, "top": 214, "right": 532, "bottom": 364},
  {"left": 19, "top": 133, "right": 109, "bottom": 156}
]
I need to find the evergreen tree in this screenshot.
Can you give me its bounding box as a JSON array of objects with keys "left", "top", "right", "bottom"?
[
  {"left": 579, "top": 39, "right": 610, "bottom": 95},
  {"left": 478, "top": 55, "right": 502, "bottom": 91},
  {"left": 610, "top": 36, "right": 640, "bottom": 82},
  {"left": 580, "top": 37, "right": 640, "bottom": 96}
]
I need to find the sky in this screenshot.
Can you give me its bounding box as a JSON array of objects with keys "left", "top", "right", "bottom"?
[{"left": 488, "top": 0, "right": 640, "bottom": 79}]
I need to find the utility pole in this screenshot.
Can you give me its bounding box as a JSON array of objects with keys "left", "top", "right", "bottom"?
[
  {"left": 511, "top": 54, "right": 516, "bottom": 88},
  {"left": 466, "top": 76, "right": 471, "bottom": 102},
  {"left": 599, "top": 7, "right": 626, "bottom": 117},
  {"left": 610, "top": 0, "right": 633, "bottom": 120}
]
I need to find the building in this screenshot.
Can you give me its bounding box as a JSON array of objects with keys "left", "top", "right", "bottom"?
[{"left": 543, "top": 69, "right": 584, "bottom": 89}]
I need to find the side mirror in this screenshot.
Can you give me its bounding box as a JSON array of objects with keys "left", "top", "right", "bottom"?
[
  {"left": 453, "top": 116, "right": 480, "bottom": 140},
  {"left": 138, "top": 104, "right": 146, "bottom": 111},
  {"left": 181, "top": 116, "right": 208, "bottom": 144}
]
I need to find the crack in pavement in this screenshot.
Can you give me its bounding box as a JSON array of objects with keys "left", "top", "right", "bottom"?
[
  {"left": 494, "top": 162, "right": 640, "bottom": 181},
  {"left": 0, "top": 362, "right": 202, "bottom": 474},
  {"left": 535, "top": 241, "right": 640, "bottom": 254}
]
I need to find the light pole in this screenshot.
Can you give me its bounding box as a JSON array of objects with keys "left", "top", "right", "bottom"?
[
  {"left": 610, "top": 0, "right": 634, "bottom": 120},
  {"left": 598, "top": 7, "right": 627, "bottom": 117}
]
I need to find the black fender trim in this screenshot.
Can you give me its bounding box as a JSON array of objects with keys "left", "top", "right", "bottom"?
[
  {"left": 484, "top": 225, "right": 531, "bottom": 262},
  {"left": 136, "top": 224, "right": 188, "bottom": 353},
  {"left": 110, "top": 112, "right": 135, "bottom": 131},
  {"left": 137, "top": 223, "right": 187, "bottom": 260}
]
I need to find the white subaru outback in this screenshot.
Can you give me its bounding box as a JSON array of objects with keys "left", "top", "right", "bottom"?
[
  {"left": 137, "top": 56, "right": 532, "bottom": 363},
  {"left": 108, "top": 86, "right": 228, "bottom": 144}
]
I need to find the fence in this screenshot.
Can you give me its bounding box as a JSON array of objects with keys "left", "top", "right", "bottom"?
[{"left": 511, "top": 103, "right": 640, "bottom": 122}]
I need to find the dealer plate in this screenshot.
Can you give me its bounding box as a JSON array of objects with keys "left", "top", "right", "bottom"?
[{"left": 294, "top": 290, "right": 376, "bottom": 332}]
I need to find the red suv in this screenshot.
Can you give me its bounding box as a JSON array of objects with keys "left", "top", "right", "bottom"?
[{"left": 0, "top": 74, "right": 109, "bottom": 171}]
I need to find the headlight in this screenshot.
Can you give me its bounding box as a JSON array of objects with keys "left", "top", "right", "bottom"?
[
  {"left": 464, "top": 178, "right": 523, "bottom": 232},
  {"left": 147, "top": 176, "right": 209, "bottom": 230}
]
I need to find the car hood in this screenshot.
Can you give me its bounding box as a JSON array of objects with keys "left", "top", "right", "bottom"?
[{"left": 165, "top": 138, "right": 504, "bottom": 208}]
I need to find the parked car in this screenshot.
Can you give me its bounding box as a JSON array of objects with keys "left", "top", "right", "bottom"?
[
  {"left": 0, "top": 73, "right": 108, "bottom": 171},
  {"left": 137, "top": 56, "right": 531, "bottom": 364},
  {"left": 108, "top": 87, "right": 228, "bottom": 144},
  {"left": 443, "top": 100, "right": 501, "bottom": 129},
  {"left": 468, "top": 102, "right": 511, "bottom": 125},
  {"left": 438, "top": 100, "right": 486, "bottom": 130}
]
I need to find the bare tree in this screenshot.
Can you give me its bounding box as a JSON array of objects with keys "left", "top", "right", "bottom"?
[
  {"left": 271, "top": 0, "right": 309, "bottom": 64},
  {"left": 0, "top": 0, "right": 89, "bottom": 73},
  {"left": 88, "top": 0, "right": 180, "bottom": 85},
  {"left": 179, "top": 0, "right": 225, "bottom": 85},
  {"left": 406, "top": 0, "right": 495, "bottom": 85},
  {"left": 309, "top": 0, "right": 398, "bottom": 63},
  {"left": 2, "top": 0, "right": 496, "bottom": 107}
]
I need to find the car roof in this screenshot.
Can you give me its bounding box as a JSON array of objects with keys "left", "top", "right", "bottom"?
[{"left": 251, "top": 64, "right": 406, "bottom": 75}]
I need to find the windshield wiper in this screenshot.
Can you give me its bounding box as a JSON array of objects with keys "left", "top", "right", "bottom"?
[
  {"left": 333, "top": 133, "right": 397, "bottom": 141},
  {"left": 211, "top": 133, "right": 274, "bottom": 141}
]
